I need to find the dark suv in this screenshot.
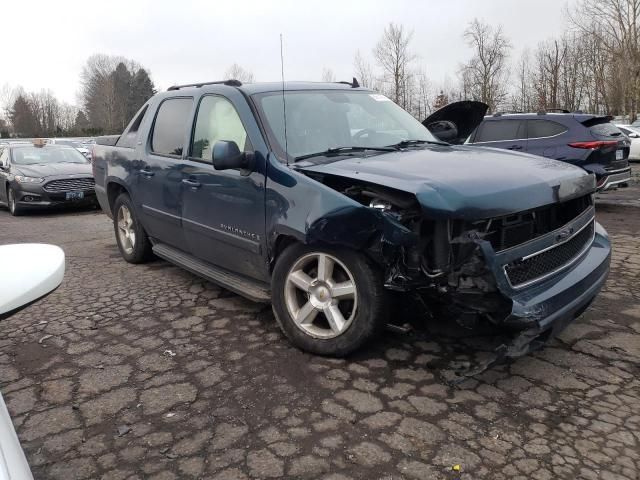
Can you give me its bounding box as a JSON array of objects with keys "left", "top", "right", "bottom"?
[
  {"left": 92, "top": 81, "right": 610, "bottom": 359},
  {"left": 465, "top": 111, "right": 631, "bottom": 190}
]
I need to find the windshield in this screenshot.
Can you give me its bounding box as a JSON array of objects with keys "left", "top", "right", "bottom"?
[
  {"left": 12, "top": 146, "right": 89, "bottom": 165},
  {"left": 253, "top": 90, "right": 438, "bottom": 161}
]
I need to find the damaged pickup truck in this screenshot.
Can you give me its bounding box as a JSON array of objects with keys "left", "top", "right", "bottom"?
[{"left": 92, "top": 80, "right": 611, "bottom": 359}]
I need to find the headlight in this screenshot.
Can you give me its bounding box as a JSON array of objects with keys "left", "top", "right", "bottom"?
[{"left": 15, "top": 175, "right": 44, "bottom": 184}]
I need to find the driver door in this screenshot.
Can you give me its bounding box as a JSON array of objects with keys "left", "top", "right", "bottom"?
[{"left": 181, "top": 94, "right": 267, "bottom": 282}]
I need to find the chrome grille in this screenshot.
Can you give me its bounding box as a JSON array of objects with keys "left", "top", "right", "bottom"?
[
  {"left": 504, "top": 220, "right": 595, "bottom": 288},
  {"left": 43, "top": 177, "right": 95, "bottom": 193}
]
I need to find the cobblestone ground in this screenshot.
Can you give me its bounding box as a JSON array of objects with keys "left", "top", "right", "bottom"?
[{"left": 0, "top": 195, "right": 639, "bottom": 479}]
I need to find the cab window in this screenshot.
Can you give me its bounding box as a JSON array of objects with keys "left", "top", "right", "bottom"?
[
  {"left": 190, "top": 96, "right": 251, "bottom": 162},
  {"left": 474, "top": 120, "right": 525, "bottom": 142},
  {"left": 119, "top": 105, "right": 149, "bottom": 148},
  {"left": 151, "top": 98, "right": 193, "bottom": 156}
]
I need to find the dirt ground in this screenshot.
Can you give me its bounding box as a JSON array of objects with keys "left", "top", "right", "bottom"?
[{"left": 0, "top": 171, "right": 639, "bottom": 480}]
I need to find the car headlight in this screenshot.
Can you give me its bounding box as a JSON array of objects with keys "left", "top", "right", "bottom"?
[{"left": 15, "top": 175, "right": 44, "bottom": 184}]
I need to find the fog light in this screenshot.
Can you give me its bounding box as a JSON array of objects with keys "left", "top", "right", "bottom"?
[{"left": 23, "top": 196, "right": 34, "bottom": 202}]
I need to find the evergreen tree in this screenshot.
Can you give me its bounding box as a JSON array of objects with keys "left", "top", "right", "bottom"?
[
  {"left": 9, "top": 95, "right": 38, "bottom": 137},
  {"left": 128, "top": 68, "right": 155, "bottom": 120},
  {"left": 74, "top": 110, "right": 90, "bottom": 134}
]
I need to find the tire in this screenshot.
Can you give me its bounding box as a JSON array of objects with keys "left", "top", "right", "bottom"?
[
  {"left": 7, "top": 187, "right": 22, "bottom": 216},
  {"left": 272, "top": 243, "right": 387, "bottom": 357},
  {"left": 113, "top": 192, "right": 153, "bottom": 263}
]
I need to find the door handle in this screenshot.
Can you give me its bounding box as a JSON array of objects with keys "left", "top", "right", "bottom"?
[
  {"left": 182, "top": 178, "right": 201, "bottom": 188},
  {"left": 139, "top": 168, "right": 154, "bottom": 177},
  {"left": 507, "top": 145, "right": 523, "bottom": 150}
]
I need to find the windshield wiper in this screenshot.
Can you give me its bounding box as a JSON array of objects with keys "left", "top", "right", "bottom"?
[
  {"left": 294, "top": 146, "right": 395, "bottom": 162},
  {"left": 387, "top": 139, "right": 449, "bottom": 148}
]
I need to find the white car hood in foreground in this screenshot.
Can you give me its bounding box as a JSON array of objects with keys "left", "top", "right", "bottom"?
[{"left": 0, "top": 244, "right": 65, "bottom": 315}]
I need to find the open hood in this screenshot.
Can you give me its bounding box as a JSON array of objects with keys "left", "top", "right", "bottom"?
[{"left": 423, "top": 101, "right": 488, "bottom": 144}]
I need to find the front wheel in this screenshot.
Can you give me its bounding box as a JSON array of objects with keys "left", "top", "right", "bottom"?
[
  {"left": 8, "top": 187, "right": 22, "bottom": 216},
  {"left": 272, "top": 244, "right": 387, "bottom": 357},
  {"left": 113, "top": 193, "right": 153, "bottom": 263}
]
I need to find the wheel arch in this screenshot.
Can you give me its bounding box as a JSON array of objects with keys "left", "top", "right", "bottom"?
[{"left": 106, "top": 179, "right": 130, "bottom": 215}]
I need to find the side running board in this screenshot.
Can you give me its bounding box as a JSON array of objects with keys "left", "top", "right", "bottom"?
[{"left": 152, "top": 243, "right": 271, "bottom": 303}]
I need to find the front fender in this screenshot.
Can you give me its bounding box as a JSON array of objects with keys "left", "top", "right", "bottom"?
[{"left": 265, "top": 157, "right": 416, "bottom": 263}]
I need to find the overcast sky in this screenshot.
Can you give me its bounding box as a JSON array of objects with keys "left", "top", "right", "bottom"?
[{"left": 2, "top": 0, "right": 571, "bottom": 106}]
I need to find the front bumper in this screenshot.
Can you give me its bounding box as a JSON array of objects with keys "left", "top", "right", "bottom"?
[
  {"left": 12, "top": 182, "right": 97, "bottom": 209},
  {"left": 478, "top": 212, "right": 610, "bottom": 357}
]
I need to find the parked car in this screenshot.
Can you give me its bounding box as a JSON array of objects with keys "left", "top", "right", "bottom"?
[
  {"left": 431, "top": 105, "right": 632, "bottom": 191},
  {"left": 93, "top": 80, "right": 610, "bottom": 359},
  {"left": 0, "top": 140, "right": 97, "bottom": 215},
  {"left": 614, "top": 124, "right": 640, "bottom": 161},
  {"left": 47, "top": 138, "right": 92, "bottom": 160}
]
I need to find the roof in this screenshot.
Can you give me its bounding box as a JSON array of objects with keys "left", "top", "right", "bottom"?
[
  {"left": 483, "top": 112, "right": 602, "bottom": 122},
  {"left": 161, "top": 81, "right": 371, "bottom": 97}
]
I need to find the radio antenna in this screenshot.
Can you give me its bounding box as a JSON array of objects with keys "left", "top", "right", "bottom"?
[{"left": 280, "top": 34, "right": 289, "bottom": 166}]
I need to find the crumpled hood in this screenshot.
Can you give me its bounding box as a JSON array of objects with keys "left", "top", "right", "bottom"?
[
  {"left": 297, "top": 145, "right": 595, "bottom": 220},
  {"left": 14, "top": 162, "right": 92, "bottom": 178}
]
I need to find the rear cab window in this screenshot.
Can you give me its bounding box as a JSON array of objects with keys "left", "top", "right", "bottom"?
[
  {"left": 150, "top": 98, "right": 194, "bottom": 157},
  {"left": 118, "top": 105, "right": 149, "bottom": 148},
  {"left": 473, "top": 120, "right": 525, "bottom": 143}
]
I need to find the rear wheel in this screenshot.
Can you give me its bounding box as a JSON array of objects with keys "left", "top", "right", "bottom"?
[
  {"left": 272, "top": 244, "right": 387, "bottom": 356},
  {"left": 8, "top": 187, "right": 22, "bottom": 216},
  {"left": 113, "top": 193, "right": 152, "bottom": 263}
]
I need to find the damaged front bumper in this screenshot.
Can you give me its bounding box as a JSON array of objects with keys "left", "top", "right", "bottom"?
[{"left": 480, "top": 218, "right": 610, "bottom": 358}]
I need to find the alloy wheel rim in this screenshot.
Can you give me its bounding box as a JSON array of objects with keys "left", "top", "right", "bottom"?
[
  {"left": 284, "top": 252, "right": 357, "bottom": 339},
  {"left": 117, "top": 205, "right": 136, "bottom": 254}
]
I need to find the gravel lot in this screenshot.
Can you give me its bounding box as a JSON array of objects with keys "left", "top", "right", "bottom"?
[{"left": 1, "top": 176, "right": 639, "bottom": 480}]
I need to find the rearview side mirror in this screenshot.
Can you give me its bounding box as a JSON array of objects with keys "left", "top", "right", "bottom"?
[
  {"left": 212, "top": 141, "right": 254, "bottom": 174},
  {"left": 426, "top": 120, "right": 458, "bottom": 143}
]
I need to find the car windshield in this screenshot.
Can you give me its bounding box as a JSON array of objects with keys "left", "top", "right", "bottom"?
[
  {"left": 253, "top": 90, "right": 438, "bottom": 161},
  {"left": 12, "top": 146, "right": 88, "bottom": 165}
]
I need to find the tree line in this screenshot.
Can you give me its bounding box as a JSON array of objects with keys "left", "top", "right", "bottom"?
[
  {"left": 347, "top": 0, "right": 640, "bottom": 121},
  {"left": 3, "top": 0, "right": 640, "bottom": 136},
  {"left": 1, "top": 54, "right": 156, "bottom": 138}
]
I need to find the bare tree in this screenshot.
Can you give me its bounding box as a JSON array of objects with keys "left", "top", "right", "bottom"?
[
  {"left": 412, "top": 69, "right": 432, "bottom": 119},
  {"left": 80, "top": 54, "right": 154, "bottom": 134},
  {"left": 569, "top": 0, "right": 640, "bottom": 119},
  {"left": 511, "top": 49, "right": 536, "bottom": 112},
  {"left": 321, "top": 68, "right": 336, "bottom": 83},
  {"left": 224, "top": 64, "right": 255, "bottom": 83},
  {"left": 353, "top": 50, "right": 375, "bottom": 88},
  {"left": 459, "top": 19, "right": 511, "bottom": 112},
  {"left": 532, "top": 38, "right": 567, "bottom": 110},
  {"left": 373, "top": 23, "right": 415, "bottom": 108}
]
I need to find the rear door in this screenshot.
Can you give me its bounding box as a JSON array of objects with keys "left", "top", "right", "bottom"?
[
  {"left": 525, "top": 119, "right": 568, "bottom": 159},
  {"left": 469, "top": 119, "right": 527, "bottom": 152},
  {"left": 181, "top": 93, "right": 268, "bottom": 281},
  {"left": 137, "top": 97, "right": 193, "bottom": 248}
]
